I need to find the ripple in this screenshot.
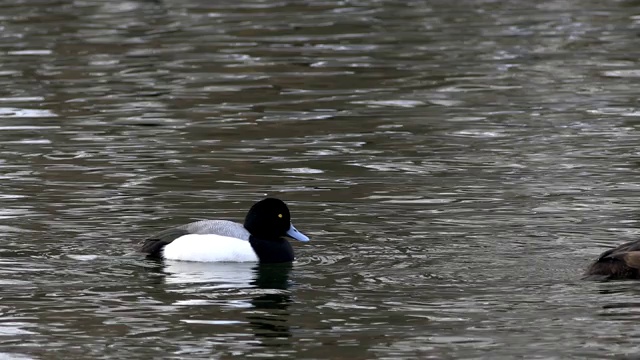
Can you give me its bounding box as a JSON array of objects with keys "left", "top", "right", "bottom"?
[
  {"left": 181, "top": 319, "right": 246, "bottom": 325},
  {"left": 7, "top": 50, "right": 51, "bottom": 56},
  {"left": 351, "top": 100, "right": 426, "bottom": 108},
  {"left": 601, "top": 69, "right": 640, "bottom": 78},
  {"left": 276, "top": 167, "right": 324, "bottom": 174},
  {"left": 0, "top": 108, "right": 56, "bottom": 118}
]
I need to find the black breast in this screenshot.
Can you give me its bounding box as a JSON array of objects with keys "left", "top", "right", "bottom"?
[{"left": 249, "top": 236, "right": 294, "bottom": 263}]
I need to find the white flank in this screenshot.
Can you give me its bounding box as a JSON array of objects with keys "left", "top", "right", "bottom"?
[{"left": 163, "top": 234, "right": 259, "bottom": 262}]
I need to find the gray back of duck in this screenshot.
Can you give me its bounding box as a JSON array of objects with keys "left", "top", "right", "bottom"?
[{"left": 179, "top": 219, "right": 250, "bottom": 240}]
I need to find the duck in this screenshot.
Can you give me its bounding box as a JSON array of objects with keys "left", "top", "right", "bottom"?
[
  {"left": 140, "top": 198, "right": 309, "bottom": 263},
  {"left": 585, "top": 240, "right": 640, "bottom": 279}
]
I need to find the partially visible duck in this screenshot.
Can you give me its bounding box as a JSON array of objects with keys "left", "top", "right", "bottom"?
[
  {"left": 585, "top": 240, "right": 640, "bottom": 279},
  {"left": 140, "top": 198, "right": 309, "bottom": 263}
]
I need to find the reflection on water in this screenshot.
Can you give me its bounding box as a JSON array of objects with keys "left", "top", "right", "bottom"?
[
  {"left": 160, "top": 261, "right": 293, "bottom": 344},
  {"left": 0, "top": 0, "right": 639, "bottom": 358},
  {"left": 163, "top": 261, "right": 260, "bottom": 288},
  {"left": 249, "top": 264, "right": 293, "bottom": 343}
]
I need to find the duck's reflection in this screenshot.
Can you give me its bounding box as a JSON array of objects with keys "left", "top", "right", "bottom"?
[
  {"left": 163, "top": 261, "right": 258, "bottom": 288},
  {"left": 248, "top": 263, "right": 293, "bottom": 341},
  {"left": 160, "top": 261, "right": 293, "bottom": 343}
]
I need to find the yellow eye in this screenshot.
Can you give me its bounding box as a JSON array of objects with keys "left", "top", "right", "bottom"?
[{"left": 278, "top": 214, "right": 283, "bottom": 218}]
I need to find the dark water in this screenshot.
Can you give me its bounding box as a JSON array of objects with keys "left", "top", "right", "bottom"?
[{"left": 1, "top": 0, "right": 640, "bottom": 358}]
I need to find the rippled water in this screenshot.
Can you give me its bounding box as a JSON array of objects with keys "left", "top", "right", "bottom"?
[{"left": 1, "top": 0, "right": 640, "bottom": 358}]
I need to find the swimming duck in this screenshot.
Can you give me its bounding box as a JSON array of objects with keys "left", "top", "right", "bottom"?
[
  {"left": 585, "top": 240, "right": 640, "bottom": 279},
  {"left": 140, "top": 198, "right": 309, "bottom": 263}
]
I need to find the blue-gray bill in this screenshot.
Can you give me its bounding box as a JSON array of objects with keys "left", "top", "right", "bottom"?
[{"left": 286, "top": 223, "right": 309, "bottom": 242}]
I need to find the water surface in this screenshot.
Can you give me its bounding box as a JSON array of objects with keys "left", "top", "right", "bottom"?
[{"left": 1, "top": 0, "right": 640, "bottom": 358}]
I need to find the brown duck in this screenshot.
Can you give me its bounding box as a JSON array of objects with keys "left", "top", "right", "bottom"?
[{"left": 585, "top": 240, "right": 640, "bottom": 279}]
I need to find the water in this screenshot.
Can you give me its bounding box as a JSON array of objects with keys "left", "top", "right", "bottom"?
[{"left": 0, "top": 0, "right": 640, "bottom": 358}]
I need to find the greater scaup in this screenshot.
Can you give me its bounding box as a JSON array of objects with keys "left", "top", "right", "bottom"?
[
  {"left": 140, "top": 198, "right": 309, "bottom": 263},
  {"left": 585, "top": 240, "right": 640, "bottom": 279}
]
